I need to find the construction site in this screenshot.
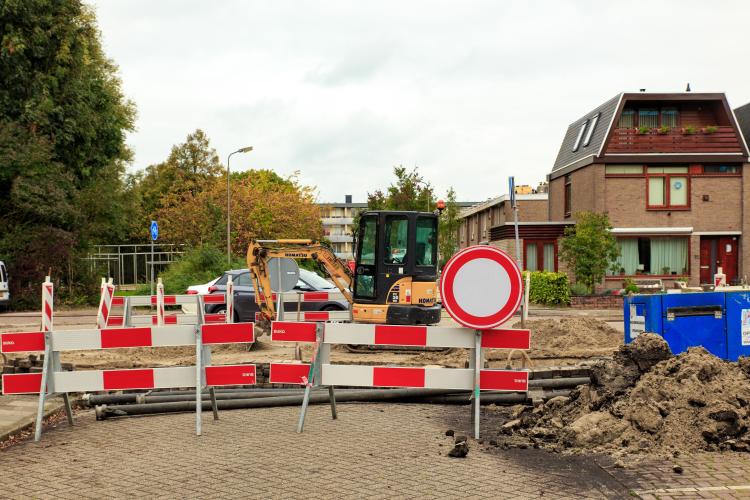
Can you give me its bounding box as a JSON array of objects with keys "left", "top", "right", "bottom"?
[{"left": 4, "top": 1, "right": 750, "bottom": 499}]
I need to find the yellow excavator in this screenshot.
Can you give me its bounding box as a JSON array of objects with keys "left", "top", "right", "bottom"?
[{"left": 247, "top": 210, "right": 442, "bottom": 330}]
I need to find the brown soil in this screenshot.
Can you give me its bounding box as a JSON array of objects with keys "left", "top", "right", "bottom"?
[
  {"left": 494, "top": 333, "right": 750, "bottom": 460},
  {"left": 499, "top": 318, "right": 622, "bottom": 359}
]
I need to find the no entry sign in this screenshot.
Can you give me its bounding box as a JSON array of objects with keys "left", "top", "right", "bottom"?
[{"left": 440, "top": 246, "right": 523, "bottom": 330}]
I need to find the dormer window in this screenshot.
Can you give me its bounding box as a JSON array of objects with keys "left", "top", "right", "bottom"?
[
  {"left": 619, "top": 109, "right": 635, "bottom": 128},
  {"left": 638, "top": 108, "right": 659, "bottom": 129},
  {"left": 583, "top": 113, "right": 600, "bottom": 147},
  {"left": 572, "top": 120, "right": 588, "bottom": 152}
]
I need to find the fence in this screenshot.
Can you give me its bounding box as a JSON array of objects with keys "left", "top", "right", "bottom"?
[{"left": 82, "top": 243, "right": 185, "bottom": 286}]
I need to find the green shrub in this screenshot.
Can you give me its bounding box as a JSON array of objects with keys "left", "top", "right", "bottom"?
[
  {"left": 523, "top": 271, "right": 571, "bottom": 306},
  {"left": 569, "top": 282, "right": 589, "bottom": 296},
  {"left": 623, "top": 278, "right": 639, "bottom": 294},
  {"left": 158, "top": 246, "right": 245, "bottom": 294}
]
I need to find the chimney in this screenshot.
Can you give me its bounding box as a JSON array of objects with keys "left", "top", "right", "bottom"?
[
  {"left": 345, "top": 194, "right": 352, "bottom": 204},
  {"left": 686, "top": 82, "right": 691, "bottom": 92}
]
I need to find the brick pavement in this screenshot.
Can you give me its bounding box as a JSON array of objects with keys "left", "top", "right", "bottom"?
[
  {"left": 0, "top": 403, "right": 631, "bottom": 499},
  {"left": 610, "top": 453, "right": 750, "bottom": 499}
]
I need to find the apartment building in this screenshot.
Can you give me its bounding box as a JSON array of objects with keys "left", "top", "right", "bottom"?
[{"left": 318, "top": 195, "right": 367, "bottom": 258}]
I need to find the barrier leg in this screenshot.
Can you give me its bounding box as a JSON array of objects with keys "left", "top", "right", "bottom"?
[
  {"left": 328, "top": 386, "right": 338, "bottom": 420},
  {"left": 209, "top": 387, "right": 219, "bottom": 421},
  {"left": 53, "top": 351, "right": 73, "bottom": 426},
  {"left": 195, "top": 326, "right": 202, "bottom": 436},
  {"left": 473, "top": 331, "right": 481, "bottom": 440},
  {"left": 34, "top": 333, "right": 52, "bottom": 442},
  {"left": 296, "top": 385, "right": 312, "bottom": 433}
]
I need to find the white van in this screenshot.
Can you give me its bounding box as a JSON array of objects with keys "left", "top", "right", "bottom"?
[{"left": 0, "top": 261, "right": 9, "bottom": 307}]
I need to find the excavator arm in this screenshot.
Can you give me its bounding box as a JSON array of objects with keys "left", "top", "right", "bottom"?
[{"left": 247, "top": 239, "right": 353, "bottom": 321}]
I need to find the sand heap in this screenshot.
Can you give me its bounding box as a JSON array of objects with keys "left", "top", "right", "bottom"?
[
  {"left": 501, "top": 334, "right": 750, "bottom": 457},
  {"left": 501, "top": 317, "right": 622, "bottom": 359}
]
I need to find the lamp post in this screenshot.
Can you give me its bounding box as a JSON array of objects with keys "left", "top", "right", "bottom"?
[{"left": 227, "top": 146, "right": 253, "bottom": 266}]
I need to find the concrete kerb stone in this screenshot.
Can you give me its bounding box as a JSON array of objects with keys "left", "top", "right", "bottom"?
[{"left": 0, "top": 394, "right": 67, "bottom": 442}]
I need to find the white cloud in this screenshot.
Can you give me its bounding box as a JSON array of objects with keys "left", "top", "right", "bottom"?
[{"left": 91, "top": 0, "right": 750, "bottom": 203}]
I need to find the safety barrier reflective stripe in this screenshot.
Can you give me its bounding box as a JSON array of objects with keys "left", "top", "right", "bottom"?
[
  {"left": 322, "top": 323, "right": 530, "bottom": 349},
  {"left": 320, "top": 365, "right": 529, "bottom": 391},
  {"left": 257, "top": 310, "right": 350, "bottom": 323}
]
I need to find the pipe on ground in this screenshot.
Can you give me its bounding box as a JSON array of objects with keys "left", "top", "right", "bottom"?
[
  {"left": 85, "top": 377, "right": 588, "bottom": 406},
  {"left": 94, "top": 388, "right": 572, "bottom": 420}
]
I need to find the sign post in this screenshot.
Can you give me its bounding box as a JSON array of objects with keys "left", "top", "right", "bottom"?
[
  {"left": 508, "top": 176, "right": 524, "bottom": 325},
  {"left": 150, "top": 221, "right": 158, "bottom": 297},
  {"left": 440, "top": 245, "right": 524, "bottom": 439}
]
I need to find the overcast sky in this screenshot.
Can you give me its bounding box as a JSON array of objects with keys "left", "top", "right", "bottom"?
[{"left": 91, "top": 0, "right": 750, "bottom": 203}]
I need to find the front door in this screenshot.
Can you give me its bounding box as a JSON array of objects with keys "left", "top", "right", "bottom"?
[{"left": 700, "top": 236, "right": 739, "bottom": 284}]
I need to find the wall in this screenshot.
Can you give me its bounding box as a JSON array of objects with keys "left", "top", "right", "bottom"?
[
  {"left": 548, "top": 164, "right": 605, "bottom": 221},
  {"left": 603, "top": 174, "right": 742, "bottom": 231}
]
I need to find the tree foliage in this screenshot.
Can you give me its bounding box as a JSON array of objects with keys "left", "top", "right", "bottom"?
[
  {"left": 559, "top": 211, "right": 620, "bottom": 293},
  {"left": 438, "top": 187, "right": 460, "bottom": 266},
  {"left": 0, "top": 0, "right": 135, "bottom": 306}
]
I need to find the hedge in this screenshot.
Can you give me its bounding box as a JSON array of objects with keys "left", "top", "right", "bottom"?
[{"left": 523, "top": 271, "right": 571, "bottom": 306}]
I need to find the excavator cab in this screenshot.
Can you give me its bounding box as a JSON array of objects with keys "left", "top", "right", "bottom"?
[{"left": 352, "top": 211, "right": 441, "bottom": 325}]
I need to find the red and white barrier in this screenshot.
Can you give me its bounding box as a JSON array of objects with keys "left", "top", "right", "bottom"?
[
  {"left": 42, "top": 277, "right": 53, "bottom": 332},
  {"left": 2, "top": 279, "right": 257, "bottom": 441},
  {"left": 264, "top": 320, "right": 532, "bottom": 438}
]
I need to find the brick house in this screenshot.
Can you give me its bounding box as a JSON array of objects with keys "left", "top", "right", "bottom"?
[
  {"left": 459, "top": 91, "right": 750, "bottom": 289},
  {"left": 547, "top": 92, "right": 750, "bottom": 287},
  {"left": 458, "top": 190, "right": 572, "bottom": 273}
]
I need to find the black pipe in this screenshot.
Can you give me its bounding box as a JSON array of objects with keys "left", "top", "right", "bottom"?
[
  {"left": 94, "top": 388, "right": 571, "bottom": 420},
  {"left": 86, "top": 377, "right": 589, "bottom": 406}
]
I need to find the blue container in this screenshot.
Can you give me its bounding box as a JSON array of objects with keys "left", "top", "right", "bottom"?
[
  {"left": 624, "top": 294, "right": 663, "bottom": 343},
  {"left": 661, "top": 292, "right": 727, "bottom": 359},
  {"left": 724, "top": 291, "right": 750, "bottom": 361}
]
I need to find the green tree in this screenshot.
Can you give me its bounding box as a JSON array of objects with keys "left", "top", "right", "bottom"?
[
  {"left": 0, "top": 0, "right": 135, "bottom": 306},
  {"left": 559, "top": 211, "right": 620, "bottom": 293},
  {"left": 438, "top": 187, "right": 460, "bottom": 265},
  {"left": 130, "top": 129, "right": 223, "bottom": 221}
]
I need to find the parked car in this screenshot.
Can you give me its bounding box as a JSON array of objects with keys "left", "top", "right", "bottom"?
[
  {"left": 0, "top": 261, "right": 8, "bottom": 308},
  {"left": 204, "top": 268, "right": 349, "bottom": 322},
  {"left": 181, "top": 276, "right": 221, "bottom": 314}
]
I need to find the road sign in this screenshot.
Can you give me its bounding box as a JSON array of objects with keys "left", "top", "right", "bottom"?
[
  {"left": 440, "top": 245, "right": 523, "bottom": 330},
  {"left": 268, "top": 258, "right": 300, "bottom": 293},
  {"left": 150, "top": 221, "right": 158, "bottom": 241}
]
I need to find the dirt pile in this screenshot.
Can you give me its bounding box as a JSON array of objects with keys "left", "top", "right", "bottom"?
[
  {"left": 498, "top": 318, "right": 622, "bottom": 359},
  {"left": 498, "top": 334, "right": 750, "bottom": 458}
]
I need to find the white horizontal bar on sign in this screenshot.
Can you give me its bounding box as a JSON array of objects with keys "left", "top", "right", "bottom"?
[
  {"left": 322, "top": 323, "right": 475, "bottom": 348},
  {"left": 323, "top": 323, "right": 375, "bottom": 345},
  {"left": 321, "top": 364, "right": 372, "bottom": 387},
  {"left": 320, "top": 364, "right": 474, "bottom": 390},
  {"left": 127, "top": 296, "right": 151, "bottom": 307},
  {"left": 52, "top": 366, "right": 196, "bottom": 393}
]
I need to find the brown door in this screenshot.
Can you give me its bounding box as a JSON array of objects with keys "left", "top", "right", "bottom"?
[{"left": 700, "top": 236, "right": 739, "bottom": 284}]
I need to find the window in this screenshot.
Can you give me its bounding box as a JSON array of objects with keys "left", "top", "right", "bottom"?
[
  {"left": 358, "top": 216, "right": 377, "bottom": 266},
  {"left": 605, "top": 165, "right": 644, "bottom": 175},
  {"left": 564, "top": 175, "right": 572, "bottom": 217},
  {"left": 610, "top": 237, "right": 688, "bottom": 276},
  {"left": 703, "top": 165, "right": 740, "bottom": 174},
  {"left": 355, "top": 216, "right": 377, "bottom": 299},
  {"left": 572, "top": 120, "right": 588, "bottom": 152},
  {"left": 384, "top": 216, "right": 408, "bottom": 264},
  {"left": 646, "top": 166, "right": 689, "bottom": 209},
  {"left": 618, "top": 108, "right": 635, "bottom": 128},
  {"left": 235, "top": 273, "right": 253, "bottom": 287},
  {"left": 524, "top": 240, "right": 557, "bottom": 272},
  {"left": 638, "top": 108, "right": 659, "bottom": 129},
  {"left": 583, "top": 113, "right": 600, "bottom": 147},
  {"left": 415, "top": 217, "right": 437, "bottom": 266},
  {"left": 661, "top": 107, "right": 679, "bottom": 128}
]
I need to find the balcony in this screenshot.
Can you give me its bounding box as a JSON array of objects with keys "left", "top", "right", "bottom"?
[
  {"left": 322, "top": 217, "right": 354, "bottom": 226},
  {"left": 607, "top": 126, "right": 742, "bottom": 154},
  {"left": 327, "top": 234, "right": 353, "bottom": 243}
]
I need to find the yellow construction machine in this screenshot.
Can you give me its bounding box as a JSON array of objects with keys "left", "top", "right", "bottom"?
[{"left": 247, "top": 210, "right": 442, "bottom": 330}]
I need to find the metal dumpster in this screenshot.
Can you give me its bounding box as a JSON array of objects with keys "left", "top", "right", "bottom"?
[
  {"left": 724, "top": 291, "right": 750, "bottom": 361},
  {"left": 624, "top": 294, "right": 663, "bottom": 343},
  {"left": 661, "top": 292, "right": 727, "bottom": 359}
]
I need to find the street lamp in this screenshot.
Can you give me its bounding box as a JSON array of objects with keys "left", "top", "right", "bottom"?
[{"left": 227, "top": 146, "right": 253, "bottom": 266}]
